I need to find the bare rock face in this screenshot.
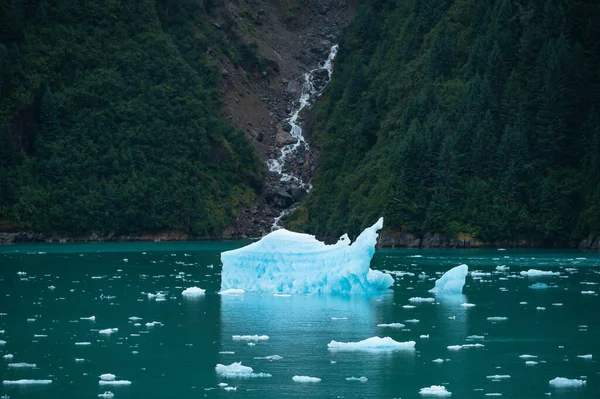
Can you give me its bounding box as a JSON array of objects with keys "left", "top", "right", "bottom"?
[{"left": 275, "top": 124, "right": 296, "bottom": 147}]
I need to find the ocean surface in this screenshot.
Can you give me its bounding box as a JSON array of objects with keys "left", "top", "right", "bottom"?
[{"left": 0, "top": 242, "right": 599, "bottom": 398}]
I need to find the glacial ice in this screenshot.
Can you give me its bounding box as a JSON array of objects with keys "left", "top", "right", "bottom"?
[
  {"left": 215, "top": 362, "right": 272, "bottom": 378},
  {"left": 549, "top": 377, "right": 586, "bottom": 388},
  {"left": 345, "top": 376, "right": 368, "bottom": 383},
  {"left": 232, "top": 335, "right": 269, "bottom": 342},
  {"left": 99, "top": 380, "right": 131, "bottom": 386},
  {"left": 377, "top": 323, "right": 405, "bottom": 328},
  {"left": 181, "top": 287, "right": 205, "bottom": 297},
  {"left": 98, "top": 392, "right": 114, "bottom": 399},
  {"left": 328, "top": 337, "right": 415, "bottom": 352},
  {"left": 99, "top": 374, "right": 116, "bottom": 381},
  {"left": 429, "top": 265, "right": 468, "bottom": 294},
  {"left": 292, "top": 376, "right": 321, "bottom": 383},
  {"left": 220, "top": 218, "right": 393, "bottom": 294},
  {"left": 520, "top": 269, "right": 560, "bottom": 277},
  {"left": 3, "top": 380, "right": 52, "bottom": 385},
  {"left": 419, "top": 385, "right": 452, "bottom": 396}
]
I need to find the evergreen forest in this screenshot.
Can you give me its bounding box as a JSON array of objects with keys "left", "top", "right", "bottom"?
[
  {"left": 291, "top": 0, "right": 600, "bottom": 245},
  {"left": 0, "top": 0, "right": 264, "bottom": 236}
]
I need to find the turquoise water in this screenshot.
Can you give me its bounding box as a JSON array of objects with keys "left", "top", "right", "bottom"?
[{"left": 0, "top": 243, "right": 599, "bottom": 398}]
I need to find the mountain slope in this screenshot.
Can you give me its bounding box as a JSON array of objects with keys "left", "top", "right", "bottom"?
[{"left": 289, "top": 0, "right": 600, "bottom": 246}]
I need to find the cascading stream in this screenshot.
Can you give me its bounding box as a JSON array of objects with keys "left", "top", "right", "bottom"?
[{"left": 268, "top": 45, "right": 338, "bottom": 230}]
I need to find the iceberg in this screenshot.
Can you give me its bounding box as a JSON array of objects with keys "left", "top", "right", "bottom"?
[
  {"left": 549, "top": 377, "right": 586, "bottom": 388},
  {"left": 520, "top": 269, "right": 560, "bottom": 277},
  {"left": 328, "top": 336, "right": 415, "bottom": 352},
  {"left": 181, "top": 287, "right": 205, "bottom": 297},
  {"left": 419, "top": 385, "right": 452, "bottom": 396},
  {"left": 215, "top": 362, "right": 271, "bottom": 378},
  {"left": 429, "top": 265, "right": 468, "bottom": 294},
  {"left": 220, "top": 218, "right": 393, "bottom": 294},
  {"left": 292, "top": 376, "right": 321, "bottom": 383}
]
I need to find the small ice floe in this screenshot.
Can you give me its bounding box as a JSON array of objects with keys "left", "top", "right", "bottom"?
[
  {"left": 471, "top": 271, "right": 492, "bottom": 277},
  {"left": 486, "top": 375, "right": 510, "bottom": 380},
  {"left": 128, "top": 317, "right": 142, "bottom": 321},
  {"left": 224, "top": 386, "right": 237, "bottom": 391},
  {"left": 552, "top": 303, "right": 563, "bottom": 306},
  {"left": 181, "top": 287, "right": 205, "bottom": 297},
  {"left": 219, "top": 351, "right": 235, "bottom": 355},
  {"left": 548, "top": 377, "right": 586, "bottom": 388},
  {"left": 461, "top": 303, "right": 476, "bottom": 307},
  {"left": 581, "top": 291, "right": 595, "bottom": 295},
  {"left": 48, "top": 285, "right": 56, "bottom": 290},
  {"left": 536, "top": 307, "right": 546, "bottom": 310},
  {"left": 219, "top": 289, "right": 245, "bottom": 296},
  {"left": 405, "top": 319, "right": 419, "bottom": 323},
  {"left": 377, "top": 323, "right": 405, "bottom": 328},
  {"left": 408, "top": 255, "right": 423, "bottom": 258},
  {"left": 99, "top": 328, "right": 118, "bottom": 335},
  {"left": 75, "top": 342, "right": 91, "bottom": 346},
  {"left": 429, "top": 264, "right": 468, "bottom": 294},
  {"left": 520, "top": 269, "right": 559, "bottom": 277},
  {"left": 467, "top": 335, "right": 484, "bottom": 340},
  {"left": 403, "top": 305, "right": 416, "bottom": 309},
  {"left": 292, "top": 376, "right": 321, "bottom": 383},
  {"left": 33, "top": 334, "right": 47, "bottom": 338},
  {"left": 145, "top": 321, "right": 163, "bottom": 328},
  {"left": 487, "top": 317, "right": 508, "bottom": 321},
  {"left": 419, "top": 385, "right": 451, "bottom": 396},
  {"left": 526, "top": 361, "right": 538, "bottom": 365},
  {"left": 529, "top": 283, "right": 549, "bottom": 289},
  {"left": 98, "top": 392, "right": 114, "bottom": 399},
  {"left": 485, "top": 394, "right": 502, "bottom": 396},
  {"left": 247, "top": 342, "right": 256, "bottom": 347},
  {"left": 215, "top": 362, "right": 271, "bottom": 378},
  {"left": 496, "top": 265, "right": 509, "bottom": 272},
  {"left": 253, "top": 355, "right": 282, "bottom": 361},
  {"left": 80, "top": 316, "right": 96, "bottom": 321},
  {"left": 409, "top": 297, "right": 435, "bottom": 303},
  {"left": 232, "top": 335, "right": 269, "bottom": 342},
  {"left": 27, "top": 318, "right": 36, "bottom": 322},
  {"left": 3, "top": 354, "right": 14, "bottom": 359},
  {"left": 99, "top": 380, "right": 131, "bottom": 386},
  {"left": 8, "top": 363, "right": 36, "bottom": 368},
  {"left": 577, "top": 354, "right": 592, "bottom": 360},
  {"left": 519, "top": 354, "right": 537, "bottom": 359},
  {"left": 331, "top": 317, "right": 348, "bottom": 320},
  {"left": 345, "top": 376, "right": 368, "bottom": 383},
  {"left": 447, "top": 344, "right": 484, "bottom": 350},
  {"left": 432, "top": 358, "right": 444, "bottom": 363},
  {"left": 99, "top": 374, "right": 116, "bottom": 381},
  {"left": 17, "top": 272, "right": 26, "bottom": 276},
  {"left": 218, "top": 382, "right": 228, "bottom": 387},
  {"left": 328, "top": 337, "right": 415, "bottom": 352},
  {"left": 420, "top": 334, "right": 430, "bottom": 339},
  {"left": 3, "top": 380, "right": 52, "bottom": 385},
  {"left": 75, "top": 358, "right": 84, "bottom": 362}
]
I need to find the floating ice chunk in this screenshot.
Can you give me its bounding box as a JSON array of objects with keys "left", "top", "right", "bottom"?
[
  {"left": 577, "top": 354, "right": 592, "bottom": 360},
  {"left": 3, "top": 380, "right": 52, "bottom": 385},
  {"left": 181, "top": 287, "right": 206, "bottom": 297},
  {"left": 3, "top": 354, "right": 14, "bottom": 359},
  {"left": 346, "top": 376, "right": 368, "bottom": 382},
  {"left": 519, "top": 354, "right": 537, "bottom": 359},
  {"left": 218, "top": 382, "right": 228, "bottom": 387},
  {"left": 581, "top": 291, "right": 595, "bottom": 295},
  {"left": 549, "top": 377, "right": 586, "bottom": 388},
  {"left": 145, "top": 321, "right": 163, "bottom": 328},
  {"left": 0, "top": 340, "right": 6, "bottom": 345},
  {"left": 215, "top": 362, "right": 271, "bottom": 378},
  {"left": 496, "top": 266, "right": 509, "bottom": 272},
  {"left": 219, "top": 351, "right": 235, "bottom": 355},
  {"left": 253, "top": 355, "right": 282, "bottom": 361},
  {"left": 471, "top": 272, "right": 491, "bottom": 277},
  {"left": 75, "top": 342, "right": 91, "bottom": 346},
  {"left": 377, "top": 323, "right": 405, "bottom": 328},
  {"left": 409, "top": 297, "right": 435, "bottom": 303},
  {"left": 485, "top": 394, "right": 502, "bottom": 396},
  {"left": 99, "top": 380, "right": 131, "bottom": 386},
  {"left": 328, "top": 337, "right": 415, "bottom": 352},
  {"left": 432, "top": 358, "right": 444, "bottom": 363},
  {"left": 403, "top": 305, "right": 416, "bottom": 309},
  {"left": 467, "top": 335, "right": 484, "bottom": 340},
  {"left": 526, "top": 361, "right": 538, "bottom": 365},
  {"left": 487, "top": 317, "right": 508, "bottom": 321},
  {"left": 331, "top": 317, "right": 348, "bottom": 320},
  {"left": 419, "top": 385, "right": 452, "bottom": 396},
  {"left": 487, "top": 375, "right": 511, "bottom": 379},
  {"left": 461, "top": 303, "right": 476, "bottom": 307},
  {"left": 8, "top": 363, "right": 36, "bottom": 368},
  {"left": 520, "top": 269, "right": 559, "bottom": 277},
  {"left": 247, "top": 342, "right": 256, "bottom": 347},
  {"left": 536, "top": 307, "right": 546, "bottom": 310},
  {"left": 448, "top": 344, "right": 484, "bottom": 350},
  {"left": 224, "top": 386, "right": 237, "bottom": 391},
  {"left": 232, "top": 335, "right": 269, "bottom": 342},
  {"left": 128, "top": 317, "right": 142, "bottom": 321},
  {"left": 98, "top": 392, "right": 114, "bottom": 399},
  {"left": 429, "top": 265, "right": 468, "bottom": 294},
  {"left": 81, "top": 316, "right": 96, "bottom": 321},
  {"left": 405, "top": 319, "right": 420, "bottom": 323},
  {"left": 99, "top": 328, "right": 118, "bottom": 335},
  {"left": 100, "top": 373, "right": 116, "bottom": 381},
  {"left": 529, "top": 283, "right": 549, "bottom": 289},
  {"left": 219, "top": 289, "right": 245, "bottom": 296},
  {"left": 48, "top": 285, "right": 56, "bottom": 290},
  {"left": 420, "top": 334, "right": 430, "bottom": 339},
  {"left": 75, "top": 358, "right": 84, "bottom": 362},
  {"left": 220, "top": 218, "right": 393, "bottom": 294},
  {"left": 292, "top": 376, "right": 321, "bottom": 383},
  {"left": 408, "top": 255, "right": 423, "bottom": 258}
]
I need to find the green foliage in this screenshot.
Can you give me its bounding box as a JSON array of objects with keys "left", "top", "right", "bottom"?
[
  {"left": 296, "top": 0, "right": 600, "bottom": 244},
  {"left": 0, "top": 0, "right": 264, "bottom": 236}
]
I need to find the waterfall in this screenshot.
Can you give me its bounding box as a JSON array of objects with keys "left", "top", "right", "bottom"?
[{"left": 267, "top": 45, "right": 338, "bottom": 230}]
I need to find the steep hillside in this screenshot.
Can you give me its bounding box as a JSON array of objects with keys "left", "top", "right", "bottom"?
[
  {"left": 0, "top": 0, "right": 351, "bottom": 240},
  {"left": 288, "top": 0, "right": 600, "bottom": 248}
]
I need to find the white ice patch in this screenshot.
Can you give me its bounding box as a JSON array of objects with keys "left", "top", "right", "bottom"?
[
  {"left": 529, "top": 283, "right": 549, "bottom": 289},
  {"left": 8, "top": 363, "right": 36, "bottom": 368},
  {"left": 292, "top": 376, "right": 321, "bottom": 383},
  {"left": 182, "top": 287, "right": 205, "bottom": 297},
  {"left": 487, "top": 317, "right": 508, "bottom": 321},
  {"left": 232, "top": 335, "right": 269, "bottom": 342},
  {"left": 577, "top": 354, "right": 592, "bottom": 360},
  {"left": 328, "top": 336, "right": 415, "bottom": 352},
  {"left": 549, "top": 377, "right": 586, "bottom": 388},
  {"left": 432, "top": 358, "right": 444, "bottom": 363},
  {"left": 3, "top": 380, "right": 52, "bottom": 385},
  {"left": 3, "top": 354, "right": 14, "bottom": 359},
  {"left": 215, "top": 362, "right": 271, "bottom": 378},
  {"left": 99, "top": 374, "right": 116, "bottom": 381},
  {"left": 519, "top": 354, "right": 537, "bottom": 359},
  {"left": 99, "top": 380, "right": 131, "bottom": 386},
  {"left": 220, "top": 218, "right": 394, "bottom": 294},
  {"left": 581, "top": 291, "right": 595, "bottom": 295},
  {"left": 487, "top": 375, "right": 511, "bottom": 380},
  {"left": 98, "top": 392, "right": 114, "bottom": 399},
  {"left": 461, "top": 303, "right": 476, "bottom": 307},
  {"left": 346, "top": 376, "right": 368, "bottom": 382},
  {"left": 253, "top": 355, "right": 282, "bottom": 361},
  {"left": 219, "top": 289, "right": 245, "bottom": 296},
  {"left": 520, "top": 269, "right": 559, "bottom": 277},
  {"left": 409, "top": 297, "right": 435, "bottom": 303},
  {"left": 80, "top": 316, "right": 96, "bottom": 321},
  {"left": 419, "top": 385, "right": 452, "bottom": 396},
  {"left": 429, "top": 265, "right": 468, "bottom": 294},
  {"left": 99, "top": 328, "right": 118, "bottom": 335},
  {"left": 75, "top": 342, "right": 91, "bottom": 346},
  {"left": 526, "top": 361, "right": 538, "bottom": 365},
  {"left": 377, "top": 323, "right": 405, "bottom": 328},
  {"left": 447, "top": 344, "right": 484, "bottom": 350}
]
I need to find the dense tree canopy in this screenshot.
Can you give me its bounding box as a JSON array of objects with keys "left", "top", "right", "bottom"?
[
  {"left": 290, "top": 0, "right": 600, "bottom": 245},
  {"left": 0, "top": 0, "right": 264, "bottom": 235}
]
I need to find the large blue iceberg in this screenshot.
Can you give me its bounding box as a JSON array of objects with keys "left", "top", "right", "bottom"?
[{"left": 220, "top": 218, "right": 393, "bottom": 294}]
